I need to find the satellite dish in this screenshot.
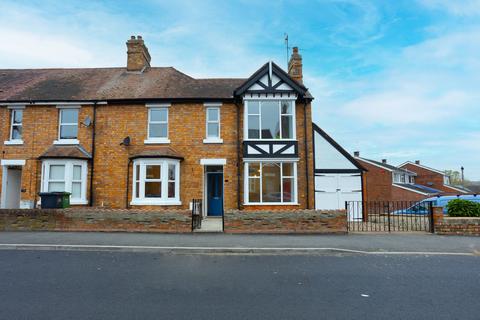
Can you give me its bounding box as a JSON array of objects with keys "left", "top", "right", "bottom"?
[
  {"left": 82, "top": 116, "right": 92, "bottom": 127},
  {"left": 121, "top": 136, "right": 131, "bottom": 146}
]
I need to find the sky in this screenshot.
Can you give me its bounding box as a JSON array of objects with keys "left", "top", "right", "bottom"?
[{"left": 1, "top": 0, "right": 479, "bottom": 180}]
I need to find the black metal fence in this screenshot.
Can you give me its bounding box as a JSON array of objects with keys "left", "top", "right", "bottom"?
[
  {"left": 191, "top": 199, "right": 203, "bottom": 231},
  {"left": 346, "top": 201, "right": 434, "bottom": 233}
]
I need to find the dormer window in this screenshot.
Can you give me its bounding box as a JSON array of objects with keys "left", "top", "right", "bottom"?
[{"left": 245, "top": 100, "right": 295, "bottom": 140}]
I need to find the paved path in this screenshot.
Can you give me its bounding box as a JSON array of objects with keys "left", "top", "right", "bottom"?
[
  {"left": 0, "top": 232, "right": 479, "bottom": 254},
  {"left": 0, "top": 250, "right": 479, "bottom": 320}
]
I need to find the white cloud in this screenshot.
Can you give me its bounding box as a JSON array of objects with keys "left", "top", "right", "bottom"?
[{"left": 420, "top": 0, "right": 480, "bottom": 16}]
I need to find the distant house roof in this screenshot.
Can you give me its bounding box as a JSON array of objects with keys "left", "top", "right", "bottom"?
[
  {"left": 395, "top": 183, "right": 441, "bottom": 194},
  {"left": 0, "top": 67, "right": 246, "bottom": 102},
  {"left": 356, "top": 157, "right": 416, "bottom": 174},
  {"left": 38, "top": 145, "right": 92, "bottom": 160},
  {"left": 398, "top": 161, "right": 446, "bottom": 176},
  {"left": 129, "top": 147, "right": 184, "bottom": 161}
]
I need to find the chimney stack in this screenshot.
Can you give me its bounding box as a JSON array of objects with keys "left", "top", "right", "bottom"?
[
  {"left": 288, "top": 47, "right": 303, "bottom": 84},
  {"left": 382, "top": 159, "right": 387, "bottom": 164},
  {"left": 126, "top": 35, "right": 151, "bottom": 72},
  {"left": 354, "top": 151, "right": 360, "bottom": 157},
  {"left": 415, "top": 160, "right": 420, "bottom": 165}
]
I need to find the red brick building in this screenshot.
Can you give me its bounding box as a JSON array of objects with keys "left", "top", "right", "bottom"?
[
  {"left": 354, "top": 153, "right": 441, "bottom": 202},
  {"left": 0, "top": 37, "right": 320, "bottom": 230},
  {"left": 399, "top": 161, "right": 469, "bottom": 195}
]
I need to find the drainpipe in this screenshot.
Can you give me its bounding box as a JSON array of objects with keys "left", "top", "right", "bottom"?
[
  {"left": 89, "top": 101, "right": 97, "bottom": 206},
  {"left": 303, "top": 101, "right": 310, "bottom": 209},
  {"left": 235, "top": 101, "right": 241, "bottom": 209},
  {"left": 125, "top": 158, "right": 132, "bottom": 209}
]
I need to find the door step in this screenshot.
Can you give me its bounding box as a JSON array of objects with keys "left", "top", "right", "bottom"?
[{"left": 194, "top": 217, "right": 223, "bottom": 233}]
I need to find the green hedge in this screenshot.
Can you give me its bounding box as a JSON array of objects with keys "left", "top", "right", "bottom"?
[{"left": 446, "top": 199, "right": 480, "bottom": 217}]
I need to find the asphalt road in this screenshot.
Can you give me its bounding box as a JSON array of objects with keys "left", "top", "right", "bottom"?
[{"left": 0, "top": 250, "right": 479, "bottom": 320}]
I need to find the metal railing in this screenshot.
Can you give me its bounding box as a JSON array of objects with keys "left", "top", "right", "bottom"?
[
  {"left": 191, "top": 199, "right": 202, "bottom": 231},
  {"left": 346, "top": 201, "right": 434, "bottom": 233}
]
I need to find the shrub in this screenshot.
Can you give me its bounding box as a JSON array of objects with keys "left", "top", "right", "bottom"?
[{"left": 446, "top": 199, "right": 480, "bottom": 217}]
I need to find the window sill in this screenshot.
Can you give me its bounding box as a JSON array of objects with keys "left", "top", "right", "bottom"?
[
  {"left": 144, "top": 138, "right": 171, "bottom": 144},
  {"left": 203, "top": 138, "right": 223, "bottom": 144},
  {"left": 130, "top": 199, "right": 181, "bottom": 206},
  {"left": 70, "top": 199, "right": 88, "bottom": 205},
  {"left": 244, "top": 202, "right": 299, "bottom": 206},
  {"left": 4, "top": 140, "right": 24, "bottom": 145},
  {"left": 54, "top": 139, "right": 80, "bottom": 145}
]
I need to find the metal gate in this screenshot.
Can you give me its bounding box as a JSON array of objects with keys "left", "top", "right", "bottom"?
[{"left": 346, "top": 201, "right": 434, "bottom": 233}]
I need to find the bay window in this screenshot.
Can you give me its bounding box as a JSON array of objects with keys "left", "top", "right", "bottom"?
[
  {"left": 131, "top": 158, "right": 180, "bottom": 205},
  {"left": 245, "top": 100, "right": 295, "bottom": 140},
  {"left": 42, "top": 159, "right": 88, "bottom": 204},
  {"left": 245, "top": 161, "right": 297, "bottom": 204}
]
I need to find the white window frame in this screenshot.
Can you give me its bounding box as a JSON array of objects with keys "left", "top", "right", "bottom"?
[
  {"left": 41, "top": 159, "right": 88, "bottom": 205},
  {"left": 55, "top": 107, "right": 80, "bottom": 145},
  {"left": 4, "top": 107, "right": 24, "bottom": 145},
  {"left": 145, "top": 104, "right": 171, "bottom": 144},
  {"left": 244, "top": 99, "right": 296, "bottom": 141},
  {"left": 203, "top": 104, "right": 223, "bottom": 144},
  {"left": 131, "top": 158, "right": 181, "bottom": 205},
  {"left": 244, "top": 160, "right": 298, "bottom": 205}
]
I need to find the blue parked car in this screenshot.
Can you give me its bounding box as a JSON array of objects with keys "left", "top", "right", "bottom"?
[{"left": 394, "top": 195, "right": 480, "bottom": 215}]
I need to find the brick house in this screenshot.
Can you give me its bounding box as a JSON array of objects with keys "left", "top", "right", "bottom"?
[
  {"left": 1, "top": 36, "right": 325, "bottom": 231},
  {"left": 399, "top": 161, "right": 469, "bottom": 195},
  {"left": 354, "top": 153, "right": 441, "bottom": 202}
]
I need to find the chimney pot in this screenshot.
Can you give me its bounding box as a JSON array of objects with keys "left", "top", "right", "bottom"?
[
  {"left": 137, "top": 35, "right": 142, "bottom": 40},
  {"left": 354, "top": 151, "right": 360, "bottom": 157},
  {"left": 288, "top": 46, "right": 303, "bottom": 84},
  {"left": 382, "top": 159, "right": 387, "bottom": 164},
  {"left": 415, "top": 160, "right": 420, "bottom": 164},
  {"left": 130, "top": 35, "right": 135, "bottom": 40}
]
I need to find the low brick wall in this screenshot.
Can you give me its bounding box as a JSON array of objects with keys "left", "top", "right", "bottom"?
[
  {"left": 433, "top": 207, "right": 480, "bottom": 236},
  {"left": 0, "top": 208, "right": 191, "bottom": 233},
  {"left": 224, "top": 209, "right": 346, "bottom": 234}
]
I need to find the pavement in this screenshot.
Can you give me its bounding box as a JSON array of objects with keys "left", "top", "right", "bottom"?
[
  {"left": 0, "top": 231, "right": 479, "bottom": 255},
  {"left": 1, "top": 250, "right": 479, "bottom": 320}
]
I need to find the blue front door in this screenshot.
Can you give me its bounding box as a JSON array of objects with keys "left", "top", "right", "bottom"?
[{"left": 207, "top": 173, "right": 223, "bottom": 216}]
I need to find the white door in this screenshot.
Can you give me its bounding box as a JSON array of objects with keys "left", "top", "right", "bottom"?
[
  {"left": 315, "top": 173, "right": 362, "bottom": 218},
  {"left": 4, "top": 167, "right": 22, "bottom": 209}
]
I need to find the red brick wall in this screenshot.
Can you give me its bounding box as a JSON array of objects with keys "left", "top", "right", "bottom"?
[
  {"left": 433, "top": 207, "right": 480, "bottom": 236},
  {"left": 358, "top": 160, "right": 428, "bottom": 202}
]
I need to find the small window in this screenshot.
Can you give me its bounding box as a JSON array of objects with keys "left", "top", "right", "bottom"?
[
  {"left": 148, "top": 108, "right": 168, "bottom": 139},
  {"left": 42, "top": 160, "right": 87, "bottom": 204},
  {"left": 206, "top": 107, "right": 220, "bottom": 139},
  {"left": 59, "top": 109, "right": 79, "bottom": 140},
  {"left": 132, "top": 158, "right": 180, "bottom": 205},
  {"left": 9, "top": 109, "right": 23, "bottom": 141}
]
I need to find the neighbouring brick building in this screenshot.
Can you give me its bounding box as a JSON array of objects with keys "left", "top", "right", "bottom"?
[
  {"left": 354, "top": 153, "right": 442, "bottom": 202},
  {"left": 399, "top": 161, "right": 469, "bottom": 195},
  {"left": 1, "top": 36, "right": 330, "bottom": 232}
]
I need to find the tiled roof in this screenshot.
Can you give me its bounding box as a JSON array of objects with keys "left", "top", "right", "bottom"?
[
  {"left": 129, "top": 147, "right": 184, "bottom": 160},
  {"left": 394, "top": 183, "right": 441, "bottom": 195},
  {"left": 358, "top": 157, "right": 415, "bottom": 173},
  {"left": 38, "top": 145, "right": 92, "bottom": 159},
  {"left": 0, "top": 67, "right": 246, "bottom": 102}
]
